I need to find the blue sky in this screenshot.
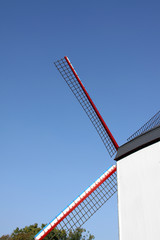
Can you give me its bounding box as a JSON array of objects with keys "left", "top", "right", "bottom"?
[{"left": 0, "top": 1, "right": 160, "bottom": 239}]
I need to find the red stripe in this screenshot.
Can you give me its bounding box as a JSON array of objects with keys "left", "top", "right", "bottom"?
[
  {"left": 64, "top": 56, "right": 119, "bottom": 150},
  {"left": 37, "top": 166, "right": 117, "bottom": 240}
]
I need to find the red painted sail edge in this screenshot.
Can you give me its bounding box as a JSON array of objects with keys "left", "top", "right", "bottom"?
[
  {"left": 64, "top": 56, "right": 119, "bottom": 150},
  {"left": 36, "top": 165, "right": 117, "bottom": 240}
]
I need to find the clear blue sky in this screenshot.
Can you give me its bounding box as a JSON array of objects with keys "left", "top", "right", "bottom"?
[{"left": 0, "top": 1, "right": 159, "bottom": 239}]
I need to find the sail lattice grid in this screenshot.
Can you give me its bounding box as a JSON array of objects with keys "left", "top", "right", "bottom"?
[
  {"left": 35, "top": 166, "right": 117, "bottom": 240},
  {"left": 128, "top": 110, "right": 160, "bottom": 141},
  {"left": 57, "top": 171, "right": 117, "bottom": 233},
  {"left": 54, "top": 57, "right": 117, "bottom": 157}
]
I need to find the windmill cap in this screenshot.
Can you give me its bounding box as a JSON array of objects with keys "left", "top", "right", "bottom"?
[{"left": 115, "top": 125, "right": 160, "bottom": 161}]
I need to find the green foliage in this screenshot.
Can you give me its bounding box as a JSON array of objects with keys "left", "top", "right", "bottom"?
[
  {"left": 0, "top": 224, "right": 94, "bottom": 240},
  {"left": 45, "top": 227, "right": 94, "bottom": 240},
  {"left": 9, "top": 223, "right": 41, "bottom": 240},
  {"left": 0, "top": 235, "right": 12, "bottom": 240}
]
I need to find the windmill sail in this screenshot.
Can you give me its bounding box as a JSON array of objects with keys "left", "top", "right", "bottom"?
[
  {"left": 54, "top": 57, "right": 119, "bottom": 157},
  {"left": 35, "top": 165, "right": 117, "bottom": 240},
  {"left": 127, "top": 110, "right": 160, "bottom": 141},
  {"left": 34, "top": 57, "right": 118, "bottom": 240}
]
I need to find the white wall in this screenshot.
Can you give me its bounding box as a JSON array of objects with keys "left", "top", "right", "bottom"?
[{"left": 117, "top": 141, "right": 160, "bottom": 240}]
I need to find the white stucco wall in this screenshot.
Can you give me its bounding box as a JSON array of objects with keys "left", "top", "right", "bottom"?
[{"left": 117, "top": 141, "right": 160, "bottom": 240}]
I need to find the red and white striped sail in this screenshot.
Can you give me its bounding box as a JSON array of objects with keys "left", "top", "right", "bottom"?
[
  {"left": 35, "top": 165, "right": 117, "bottom": 240},
  {"left": 54, "top": 56, "right": 119, "bottom": 157}
]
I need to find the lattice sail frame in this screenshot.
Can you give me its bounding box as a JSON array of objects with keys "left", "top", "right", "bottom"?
[
  {"left": 54, "top": 57, "right": 119, "bottom": 157},
  {"left": 35, "top": 165, "right": 117, "bottom": 240},
  {"left": 128, "top": 110, "right": 160, "bottom": 141}
]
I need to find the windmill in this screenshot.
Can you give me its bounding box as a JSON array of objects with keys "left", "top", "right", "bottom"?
[{"left": 35, "top": 57, "right": 160, "bottom": 240}]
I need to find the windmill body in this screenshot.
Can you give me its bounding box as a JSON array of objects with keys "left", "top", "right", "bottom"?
[{"left": 115, "top": 126, "right": 160, "bottom": 240}]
